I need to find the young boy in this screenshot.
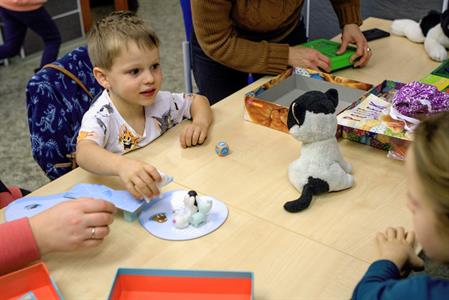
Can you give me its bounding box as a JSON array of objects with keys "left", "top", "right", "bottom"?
[{"left": 76, "top": 11, "right": 212, "bottom": 200}]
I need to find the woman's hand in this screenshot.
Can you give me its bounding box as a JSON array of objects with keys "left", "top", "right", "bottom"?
[
  {"left": 29, "top": 198, "right": 116, "bottom": 254},
  {"left": 288, "top": 46, "right": 331, "bottom": 72},
  {"left": 338, "top": 24, "right": 371, "bottom": 67}
]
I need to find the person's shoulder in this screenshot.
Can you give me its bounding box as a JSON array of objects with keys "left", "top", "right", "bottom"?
[{"left": 393, "top": 274, "right": 449, "bottom": 299}]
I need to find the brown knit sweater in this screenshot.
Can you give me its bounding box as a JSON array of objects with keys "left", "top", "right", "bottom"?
[{"left": 191, "top": 0, "right": 362, "bottom": 74}]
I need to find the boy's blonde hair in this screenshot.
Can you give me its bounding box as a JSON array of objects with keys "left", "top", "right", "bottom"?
[
  {"left": 87, "top": 11, "right": 160, "bottom": 70},
  {"left": 413, "top": 112, "right": 449, "bottom": 226}
]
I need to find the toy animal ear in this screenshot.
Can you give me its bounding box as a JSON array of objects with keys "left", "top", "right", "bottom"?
[
  {"left": 325, "top": 89, "right": 339, "bottom": 108},
  {"left": 441, "top": 9, "right": 449, "bottom": 37},
  {"left": 287, "top": 101, "right": 305, "bottom": 129}
]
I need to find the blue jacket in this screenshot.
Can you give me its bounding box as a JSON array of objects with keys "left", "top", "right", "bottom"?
[{"left": 353, "top": 260, "right": 449, "bottom": 300}]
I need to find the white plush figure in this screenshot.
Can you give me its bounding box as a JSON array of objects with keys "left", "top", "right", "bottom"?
[
  {"left": 190, "top": 198, "right": 213, "bottom": 227},
  {"left": 172, "top": 190, "right": 199, "bottom": 229},
  {"left": 284, "top": 89, "right": 353, "bottom": 212},
  {"left": 391, "top": 10, "right": 449, "bottom": 61},
  {"left": 172, "top": 211, "right": 191, "bottom": 229}
]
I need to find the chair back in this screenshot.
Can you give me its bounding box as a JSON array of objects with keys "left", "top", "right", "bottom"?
[
  {"left": 180, "top": 0, "right": 192, "bottom": 42},
  {"left": 26, "top": 46, "right": 102, "bottom": 179}
]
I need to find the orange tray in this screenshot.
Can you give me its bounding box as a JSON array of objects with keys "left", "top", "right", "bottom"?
[
  {"left": 108, "top": 268, "right": 253, "bottom": 300},
  {"left": 0, "top": 262, "right": 63, "bottom": 300}
]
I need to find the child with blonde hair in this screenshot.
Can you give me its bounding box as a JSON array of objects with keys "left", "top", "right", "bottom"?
[
  {"left": 77, "top": 11, "right": 212, "bottom": 200},
  {"left": 352, "top": 112, "right": 449, "bottom": 299}
]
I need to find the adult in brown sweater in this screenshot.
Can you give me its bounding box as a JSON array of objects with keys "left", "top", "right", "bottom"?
[{"left": 190, "top": 0, "right": 371, "bottom": 104}]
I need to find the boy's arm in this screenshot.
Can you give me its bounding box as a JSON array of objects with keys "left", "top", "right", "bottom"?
[
  {"left": 191, "top": 94, "right": 213, "bottom": 128},
  {"left": 76, "top": 140, "right": 123, "bottom": 176},
  {"left": 180, "top": 94, "right": 213, "bottom": 148},
  {"left": 76, "top": 140, "right": 161, "bottom": 199}
]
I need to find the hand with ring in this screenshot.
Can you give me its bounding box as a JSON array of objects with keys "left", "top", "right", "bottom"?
[
  {"left": 29, "top": 198, "right": 117, "bottom": 254},
  {"left": 90, "top": 227, "right": 97, "bottom": 239},
  {"left": 337, "top": 24, "right": 372, "bottom": 68}
]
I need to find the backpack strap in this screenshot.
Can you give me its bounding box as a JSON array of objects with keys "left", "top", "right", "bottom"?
[
  {"left": 43, "top": 64, "right": 95, "bottom": 172},
  {"left": 43, "top": 63, "right": 95, "bottom": 100}
]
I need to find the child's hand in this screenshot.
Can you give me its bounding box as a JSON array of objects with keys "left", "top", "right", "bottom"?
[
  {"left": 376, "top": 227, "right": 424, "bottom": 272},
  {"left": 117, "top": 157, "right": 162, "bottom": 199},
  {"left": 180, "top": 122, "right": 209, "bottom": 148}
]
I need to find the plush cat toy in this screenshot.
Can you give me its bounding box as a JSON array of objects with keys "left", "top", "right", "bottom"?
[
  {"left": 391, "top": 10, "right": 449, "bottom": 61},
  {"left": 284, "top": 89, "right": 353, "bottom": 213}
]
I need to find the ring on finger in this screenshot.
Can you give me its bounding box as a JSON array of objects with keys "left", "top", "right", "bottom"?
[{"left": 90, "top": 227, "right": 96, "bottom": 239}]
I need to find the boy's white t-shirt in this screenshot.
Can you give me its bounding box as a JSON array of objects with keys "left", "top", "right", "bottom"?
[{"left": 78, "top": 89, "right": 192, "bottom": 153}]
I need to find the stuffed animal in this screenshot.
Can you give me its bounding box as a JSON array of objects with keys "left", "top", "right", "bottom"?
[
  {"left": 284, "top": 89, "right": 353, "bottom": 213},
  {"left": 391, "top": 10, "right": 449, "bottom": 61}
]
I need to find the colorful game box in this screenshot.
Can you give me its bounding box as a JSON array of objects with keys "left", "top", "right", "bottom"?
[
  {"left": 0, "top": 263, "right": 63, "bottom": 300},
  {"left": 337, "top": 80, "right": 411, "bottom": 159},
  {"left": 244, "top": 67, "right": 373, "bottom": 133},
  {"left": 108, "top": 268, "right": 253, "bottom": 300},
  {"left": 419, "top": 74, "right": 449, "bottom": 92},
  {"left": 430, "top": 59, "right": 449, "bottom": 79},
  {"left": 301, "top": 39, "right": 356, "bottom": 71}
]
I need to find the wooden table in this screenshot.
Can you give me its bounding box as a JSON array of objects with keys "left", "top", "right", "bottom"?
[{"left": 1, "top": 18, "right": 441, "bottom": 299}]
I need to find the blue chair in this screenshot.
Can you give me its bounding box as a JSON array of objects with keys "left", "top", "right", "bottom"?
[
  {"left": 180, "top": 0, "right": 193, "bottom": 93},
  {"left": 26, "top": 45, "right": 103, "bottom": 180}
]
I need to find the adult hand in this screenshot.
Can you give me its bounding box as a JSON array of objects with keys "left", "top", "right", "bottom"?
[
  {"left": 288, "top": 46, "right": 331, "bottom": 72},
  {"left": 337, "top": 24, "right": 371, "bottom": 67},
  {"left": 29, "top": 198, "right": 116, "bottom": 255},
  {"left": 180, "top": 122, "right": 208, "bottom": 148},
  {"left": 117, "top": 157, "right": 161, "bottom": 199},
  {"left": 376, "top": 227, "right": 424, "bottom": 272}
]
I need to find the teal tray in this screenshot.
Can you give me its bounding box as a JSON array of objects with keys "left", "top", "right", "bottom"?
[{"left": 301, "top": 39, "right": 356, "bottom": 72}]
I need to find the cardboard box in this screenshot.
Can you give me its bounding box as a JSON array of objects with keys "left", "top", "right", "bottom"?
[
  {"left": 0, "top": 263, "right": 63, "bottom": 300},
  {"left": 108, "top": 268, "right": 253, "bottom": 300},
  {"left": 244, "top": 68, "right": 373, "bottom": 132},
  {"left": 337, "top": 80, "right": 411, "bottom": 158}
]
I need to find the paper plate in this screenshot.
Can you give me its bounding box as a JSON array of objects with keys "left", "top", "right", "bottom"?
[{"left": 139, "top": 190, "right": 228, "bottom": 241}]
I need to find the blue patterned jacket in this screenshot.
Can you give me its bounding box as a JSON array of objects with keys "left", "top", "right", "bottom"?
[{"left": 26, "top": 46, "right": 103, "bottom": 180}]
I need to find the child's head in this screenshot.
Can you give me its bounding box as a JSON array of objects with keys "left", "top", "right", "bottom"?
[
  {"left": 406, "top": 112, "right": 449, "bottom": 262},
  {"left": 88, "top": 11, "right": 162, "bottom": 109},
  {"left": 88, "top": 11, "right": 159, "bottom": 70}
]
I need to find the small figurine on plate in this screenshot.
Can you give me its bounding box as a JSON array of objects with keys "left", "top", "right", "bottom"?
[
  {"left": 171, "top": 190, "right": 213, "bottom": 229},
  {"left": 190, "top": 198, "right": 213, "bottom": 227},
  {"left": 139, "top": 189, "right": 227, "bottom": 240}
]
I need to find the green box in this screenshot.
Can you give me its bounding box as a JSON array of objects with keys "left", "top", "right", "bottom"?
[{"left": 301, "top": 39, "right": 356, "bottom": 72}]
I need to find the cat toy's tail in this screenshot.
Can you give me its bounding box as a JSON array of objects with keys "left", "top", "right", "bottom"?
[{"left": 284, "top": 177, "right": 329, "bottom": 213}]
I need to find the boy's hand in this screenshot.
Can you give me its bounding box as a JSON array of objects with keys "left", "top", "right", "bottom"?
[
  {"left": 117, "top": 157, "right": 161, "bottom": 199},
  {"left": 376, "top": 227, "right": 424, "bottom": 272},
  {"left": 180, "top": 122, "right": 209, "bottom": 148}
]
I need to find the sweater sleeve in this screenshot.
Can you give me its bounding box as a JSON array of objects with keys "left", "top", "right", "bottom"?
[
  {"left": 352, "top": 260, "right": 449, "bottom": 300},
  {"left": 330, "top": 0, "right": 363, "bottom": 28},
  {"left": 0, "top": 218, "right": 41, "bottom": 275},
  {"left": 191, "top": 0, "right": 289, "bottom": 75}
]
